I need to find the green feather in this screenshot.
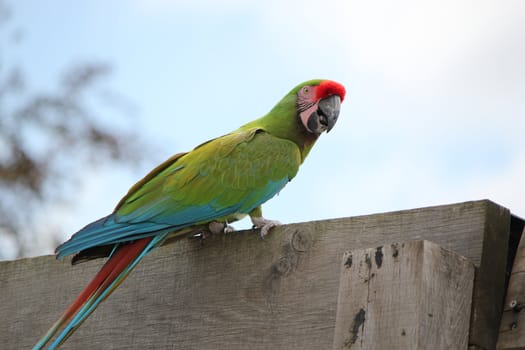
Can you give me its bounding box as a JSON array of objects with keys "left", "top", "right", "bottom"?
[
  {"left": 115, "top": 128, "right": 301, "bottom": 227},
  {"left": 240, "top": 79, "right": 324, "bottom": 161}
]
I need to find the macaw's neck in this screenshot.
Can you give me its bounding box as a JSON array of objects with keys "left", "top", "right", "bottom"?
[{"left": 240, "top": 94, "right": 319, "bottom": 163}]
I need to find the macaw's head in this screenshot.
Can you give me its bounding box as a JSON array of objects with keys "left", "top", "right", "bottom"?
[
  {"left": 242, "top": 79, "right": 346, "bottom": 146},
  {"left": 295, "top": 79, "right": 346, "bottom": 135}
]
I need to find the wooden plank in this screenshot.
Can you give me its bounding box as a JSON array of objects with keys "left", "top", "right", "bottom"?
[
  {"left": 497, "top": 226, "right": 525, "bottom": 349},
  {"left": 332, "top": 241, "right": 475, "bottom": 350},
  {"left": 0, "top": 200, "right": 509, "bottom": 349}
]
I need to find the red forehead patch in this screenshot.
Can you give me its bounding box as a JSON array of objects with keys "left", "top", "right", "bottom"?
[{"left": 316, "top": 80, "right": 346, "bottom": 102}]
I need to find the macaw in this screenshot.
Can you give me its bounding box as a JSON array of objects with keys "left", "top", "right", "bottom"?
[{"left": 34, "top": 79, "right": 346, "bottom": 349}]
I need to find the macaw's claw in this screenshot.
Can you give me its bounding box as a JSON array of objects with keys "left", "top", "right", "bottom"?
[
  {"left": 224, "top": 225, "right": 235, "bottom": 234},
  {"left": 190, "top": 230, "right": 210, "bottom": 240},
  {"left": 251, "top": 216, "right": 281, "bottom": 238}
]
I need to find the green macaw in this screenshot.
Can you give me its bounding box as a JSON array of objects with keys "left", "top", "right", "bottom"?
[{"left": 34, "top": 79, "right": 346, "bottom": 349}]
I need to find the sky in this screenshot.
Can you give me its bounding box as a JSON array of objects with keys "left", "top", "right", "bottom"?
[{"left": 2, "top": 0, "right": 525, "bottom": 258}]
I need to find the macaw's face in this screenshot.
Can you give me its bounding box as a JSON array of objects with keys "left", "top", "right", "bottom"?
[{"left": 296, "top": 80, "right": 346, "bottom": 135}]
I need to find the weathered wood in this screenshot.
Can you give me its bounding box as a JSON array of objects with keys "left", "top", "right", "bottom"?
[
  {"left": 0, "top": 200, "right": 510, "bottom": 349},
  {"left": 497, "top": 226, "right": 525, "bottom": 349},
  {"left": 332, "top": 241, "right": 475, "bottom": 350},
  {"left": 470, "top": 201, "right": 511, "bottom": 349}
]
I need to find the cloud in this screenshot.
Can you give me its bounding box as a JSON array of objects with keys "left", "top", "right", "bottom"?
[{"left": 260, "top": 1, "right": 525, "bottom": 86}]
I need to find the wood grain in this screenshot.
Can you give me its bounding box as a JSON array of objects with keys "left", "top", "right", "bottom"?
[
  {"left": 332, "top": 241, "right": 475, "bottom": 350},
  {"left": 0, "top": 200, "right": 510, "bottom": 349}
]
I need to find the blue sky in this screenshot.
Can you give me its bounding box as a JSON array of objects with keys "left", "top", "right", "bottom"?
[{"left": 3, "top": 0, "right": 525, "bottom": 257}]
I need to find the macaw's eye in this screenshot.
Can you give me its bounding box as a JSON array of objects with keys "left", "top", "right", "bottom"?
[{"left": 302, "top": 86, "right": 310, "bottom": 95}]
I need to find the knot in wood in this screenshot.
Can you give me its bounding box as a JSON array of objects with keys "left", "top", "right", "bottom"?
[
  {"left": 344, "top": 253, "right": 353, "bottom": 268},
  {"left": 291, "top": 229, "right": 313, "bottom": 252},
  {"left": 510, "top": 299, "right": 524, "bottom": 312},
  {"left": 273, "top": 257, "right": 293, "bottom": 276}
]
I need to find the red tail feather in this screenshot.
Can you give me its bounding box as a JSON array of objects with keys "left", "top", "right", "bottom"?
[
  {"left": 35, "top": 238, "right": 153, "bottom": 349},
  {"left": 62, "top": 238, "right": 151, "bottom": 323}
]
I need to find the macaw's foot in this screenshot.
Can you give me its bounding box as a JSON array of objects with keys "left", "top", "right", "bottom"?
[
  {"left": 208, "top": 221, "right": 235, "bottom": 235},
  {"left": 251, "top": 217, "right": 281, "bottom": 238},
  {"left": 190, "top": 221, "right": 235, "bottom": 241}
]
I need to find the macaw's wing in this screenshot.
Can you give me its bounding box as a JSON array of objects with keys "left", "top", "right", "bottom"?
[
  {"left": 117, "top": 128, "right": 301, "bottom": 225},
  {"left": 57, "top": 128, "right": 301, "bottom": 258}
]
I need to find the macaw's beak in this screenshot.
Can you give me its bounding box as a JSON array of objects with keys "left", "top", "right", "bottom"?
[{"left": 307, "top": 95, "right": 341, "bottom": 134}]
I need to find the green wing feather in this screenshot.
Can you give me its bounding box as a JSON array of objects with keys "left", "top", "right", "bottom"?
[{"left": 116, "top": 127, "right": 302, "bottom": 227}]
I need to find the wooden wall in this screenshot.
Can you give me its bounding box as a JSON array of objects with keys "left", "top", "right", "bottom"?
[{"left": 0, "top": 200, "right": 511, "bottom": 349}]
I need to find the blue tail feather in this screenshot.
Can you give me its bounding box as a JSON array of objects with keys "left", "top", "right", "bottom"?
[{"left": 56, "top": 214, "right": 172, "bottom": 259}]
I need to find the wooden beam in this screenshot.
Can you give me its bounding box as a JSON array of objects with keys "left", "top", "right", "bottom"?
[
  {"left": 470, "top": 200, "right": 511, "bottom": 349},
  {"left": 497, "top": 226, "right": 525, "bottom": 349},
  {"left": 332, "top": 240, "right": 475, "bottom": 349},
  {"left": 0, "top": 200, "right": 509, "bottom": 349}
]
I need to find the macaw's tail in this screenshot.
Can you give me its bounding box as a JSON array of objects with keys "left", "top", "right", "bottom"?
[{"left": 33, "top": 234, "right": 167, "bottom": 350}]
